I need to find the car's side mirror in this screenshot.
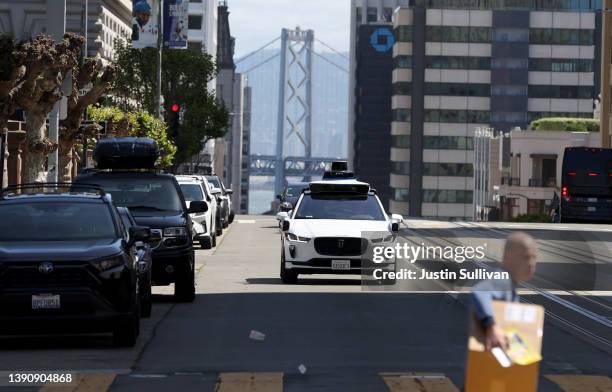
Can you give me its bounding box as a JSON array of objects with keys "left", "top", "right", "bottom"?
[
  {"left": 276, "top": 211, "right": 289, "bottom": 221},
  {"left": 188, "top": 201, "right": 208, "bottom": 214},
  {"left": 282, "top": 220, "right": 290, "bottom": 232},
  {"left": 225, "top": 189, "right": 233, "bottom": 195},
  {"left": 211, "top": 188, "right": 221, "bottom": 195},
  {"left": 129, "top": 226, "right": 151, "bottom": 243},
  {"left": 391, "top": 214, "right": 404, "bottom": 223}
]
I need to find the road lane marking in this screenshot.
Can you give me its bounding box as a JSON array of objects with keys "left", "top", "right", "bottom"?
[
  {"left": 545, "top": 375, "right": 612, "bottom": 391},
  {"left": 215, "top": 372, "right": 283, "bottom": 392},
  {"left": 39, "top": 374, "right": 116, "bottom": 392},
  {"left": 381, "top": 373, "right": 460, "bottom": 392}
]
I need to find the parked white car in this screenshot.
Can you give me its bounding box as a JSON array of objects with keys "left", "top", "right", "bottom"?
[
  {"left": 176, "top": 176, "right": 217, "bottom": 249},
  {"left": 277, "top": 176, "right": 403, "bottom": 284}
]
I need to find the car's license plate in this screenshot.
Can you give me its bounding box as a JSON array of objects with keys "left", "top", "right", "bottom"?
[
  {"left": 332, "top": 260, "right": 351, "bottom": 270},
  {"left": 588, "top": 198, "right": 598, "bottom": 203},
  {"left": 32, "top": 294, "right": 60, "bottom": 310},
  {"left": 587, "top": 206, "right": 597, "bottom": 212}
]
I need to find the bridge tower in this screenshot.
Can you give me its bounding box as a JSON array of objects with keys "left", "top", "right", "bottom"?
[{"left": 275, "top": 27, "right": 315, "bottom": 195}]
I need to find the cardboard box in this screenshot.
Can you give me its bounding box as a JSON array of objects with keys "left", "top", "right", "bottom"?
[{"left": 465, "top": 301, "right": 545, "bottom": 392}]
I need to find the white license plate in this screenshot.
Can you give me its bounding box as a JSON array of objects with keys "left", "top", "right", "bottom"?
[
  {"left": 587, "top": 206, "right": 597, "bottom": 212},
  {"left": 588, "top": 198, "right": 598, "bottom": 203},
  {"left": 332, "top": 260, "right": 351, "bottom": 270},
  {"left": 32, "top": 294, "right": 60, "bottom": 310}
]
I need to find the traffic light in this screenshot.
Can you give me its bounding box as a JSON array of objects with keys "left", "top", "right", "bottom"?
[{"left": 171, "top": 103, "right": 180, "bottom": 113}]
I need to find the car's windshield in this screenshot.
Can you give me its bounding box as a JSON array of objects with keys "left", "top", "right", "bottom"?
[
  {"left": 80, "top": 178, "right": 183, "bottom": 212},
  {"left": 285, "top": 184, "right": 307, "bottom": 197},
  {"left": 180, "top": 183, "right": 204, "bottom": 202},
  {"left": 294, "top": 194, "right": 385, "bottom": 220},
  {"left": 0, "top": 202, "right": 117, "bottom": 241}
]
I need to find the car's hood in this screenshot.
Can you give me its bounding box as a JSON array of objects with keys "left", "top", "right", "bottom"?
[
  {"left": 129, "top": 211, "right": 187, "bottom": 229},
  {"left": 0, "top": 239, "right": 122, "bottom": 262},
  {"left": 289, "top": 219, "right": 390, "bottom": 237}
]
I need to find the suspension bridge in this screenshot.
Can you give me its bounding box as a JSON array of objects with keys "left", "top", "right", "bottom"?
[{"left": 235, "top": 27, "right": 349, "bottom": 203}]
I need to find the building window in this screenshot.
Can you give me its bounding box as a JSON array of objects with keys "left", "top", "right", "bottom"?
[
  {"left": 424, "top": 82, "right": 490, "bottom": 96},
  {"left": 356, "top": 7, "right": 363, "bottom": 24},
  {"left": 528, "top": 85, "right": 594, "bottom": 99},
  {"left": 423, "top": 190, "right": 473, "bottom": 204},
  {"left": 393, "top": 135, "right": 411, "bottom": 148},
  {"left": 393, "top": 109, "right": 411, "bottom": 122},
  {"left": 493, "top": 28, "right": 529, "bottom": 42},
  {"left": 394, "top": 188, "right": 410, "bottom": 202},
  {"left": 491, "top": 58, "right": 528, "bottom": 69},
  {"left": 424, "top": 136, "right": 474, "bottom": 150},
  {"left": 367, "top": 7, "right": 378, "bottom": 22},
  {"left": 530, "top": 28, "right": 594, "bottom": 45},
  {"left": 529, "top": 58, "right": 593, "bottom": 72},
  {"left": 394, "top": 55, "right": 412, "bottom": 69},
  {"left": 395, "top": 26, "right": 412, "bottom": 42},
  {"left": 383, "top": 7, "right": 394, "bottom": 22},
  {"left": 426, "top": 56, "right": 490, "bottom": 70},
  {"left": 425, "top": 110, "right": 490, "bottom": 123},
  {"left": 423, "top": 163, "right": 474, "bottom": 177},
  {"left": 426, "top": 26, "right": 490, "bottom": 43},
  {"left": 491, "top": 111, "right": 528, "bottom": 123},
  {"left": 491, "top": 85, "right": 527, "bottom": 96},
  {"left": 391, "top": 161, "right": 411, "bottom": 175},
  {"left": 188, "top": 15, "right": 203, "bottom": 30},
  {"left": 393, "top": 82, "right": 412, "bottom": 95}
]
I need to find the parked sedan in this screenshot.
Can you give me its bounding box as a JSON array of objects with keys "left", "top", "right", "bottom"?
[
  {"left": 0, "top": 184, "right": 149, "bottom": 346},
  {"left": 206, "top": 175, "right": 234, "bottom": 228}
]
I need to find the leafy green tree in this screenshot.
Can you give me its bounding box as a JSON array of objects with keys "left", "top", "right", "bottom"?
[
  {"left": 88, "top": 105, "right": 176, "bottom": 167},
  {"left": 111, "top": 39, "right": 229, "bottom": 166}
]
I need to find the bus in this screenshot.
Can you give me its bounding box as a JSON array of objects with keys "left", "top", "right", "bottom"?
[{"left": 560, "top": 147, "right": 612, "bottom": 223}]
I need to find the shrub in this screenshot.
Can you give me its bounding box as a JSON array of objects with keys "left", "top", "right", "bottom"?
[{"left": 529, "top": 117, "right": 599, "bottom": 133}]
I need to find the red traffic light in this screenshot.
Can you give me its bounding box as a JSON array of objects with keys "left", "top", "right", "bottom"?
[{"left": 171, "top": 103, "right": 180, "bottom": 113}]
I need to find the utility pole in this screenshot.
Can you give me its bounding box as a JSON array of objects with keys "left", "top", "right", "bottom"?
[
  {"left": 82, "top": 0, "right": 89, "bottom": 171},
  {"left": 46, "top": 0, "right": 67, "bottom": 182},
  {"left": 155, "top": 0, "right": 164, "bottom": 119}
]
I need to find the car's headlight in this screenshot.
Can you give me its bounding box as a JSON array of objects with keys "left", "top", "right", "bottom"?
[
  {"left": 92, "top": 257, "right": 124, "bottom": 272},
  {"left": 371, "top": 235, "right": 395, "bottom": 244},
  {"left": 164, "top": 227, "right": 188, "bottom": 237},
  {"left": 285, "top": 233, "right": 311, "bottom": 242}
]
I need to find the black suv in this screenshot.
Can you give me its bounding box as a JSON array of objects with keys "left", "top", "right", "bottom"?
[
  {"left": 74, "top": 138, "right": 207, "bottom": 302},
  {"left": 0, "top": 184, "right": 149, "bottom": 346}
]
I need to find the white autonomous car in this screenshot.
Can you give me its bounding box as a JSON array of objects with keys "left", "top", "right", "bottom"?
[{"left": 276, "top": 169, "right": 403, "bottom": 284}]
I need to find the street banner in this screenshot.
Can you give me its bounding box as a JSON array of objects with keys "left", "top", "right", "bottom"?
[
  {"left": 131, "top": 0, "right": 160, "bottom": 48},
  {"left": 164, "top": 0, "right": 189, "bottom": 49}
]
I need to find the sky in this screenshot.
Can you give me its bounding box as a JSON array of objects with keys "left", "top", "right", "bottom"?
[{"left": 227, "top": 0, "right": 351, "bottom": 57}]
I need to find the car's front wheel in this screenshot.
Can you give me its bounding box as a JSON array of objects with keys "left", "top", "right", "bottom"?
[
  {"left": 280, "top": 252, "right": 298, "bottom": 284},
  {"left": 201, "top": 237, "right": 212, "bottom": 249},
  {"left": 175, "top": 258, "right": 196, "bottom": 302}
]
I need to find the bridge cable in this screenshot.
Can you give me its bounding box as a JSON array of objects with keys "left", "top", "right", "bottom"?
[
  {"left": 236, "top": 36, "right": 281, "bottom": 65},
  {"left": 308, "top": 49, "right": 349, "bottom": 73},
  {"left": 240, "top": 53, "right": 281, "bottom": 75},
  {"left": 315, "top": 38, "right": 349, "bottom": 61}
]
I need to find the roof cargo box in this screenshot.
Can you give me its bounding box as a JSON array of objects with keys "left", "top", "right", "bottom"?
[{"left": 93, "top": 137, "right": 160, "bottom": 170}]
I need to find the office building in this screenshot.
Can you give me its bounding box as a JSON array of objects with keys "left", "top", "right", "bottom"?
[
  {"left": 349, "top": 0, "right": 411, "bottom": 209},
  {"left": 390, "top": 1, "right": 601, "bottom": 219},
  {"left": 0, "top": 0, "right": 132, "bottom": 61}
]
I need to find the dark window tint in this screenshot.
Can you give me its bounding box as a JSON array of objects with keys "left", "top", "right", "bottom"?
[
  {"left": 80, "top": 178, "right": 183, "bottom": 212},
  {"left": 188, "top": 15, "right": 203, "bottom": 29},
  {"left": 180, "top": 183, "right": 204, "bottom": 201},
  {"left": 0, "top": 202, "right": 116, "bottom": 241}
]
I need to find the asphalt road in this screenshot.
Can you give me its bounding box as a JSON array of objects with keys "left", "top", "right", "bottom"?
[{"left": 0, "top": 216, "right": 610, "bottom": 391}]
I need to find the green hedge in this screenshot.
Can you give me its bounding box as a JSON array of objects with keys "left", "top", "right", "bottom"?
[{"left": 529, "top": 117, "right": 599, "bottom": 133}]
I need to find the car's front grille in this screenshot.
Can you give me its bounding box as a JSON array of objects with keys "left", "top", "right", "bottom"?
[
  {"left": 314, "top": 237, "right": 367, "bottom": 256},
  {"left": 0, "top": 264, "right": 98, "bottom": 288}
]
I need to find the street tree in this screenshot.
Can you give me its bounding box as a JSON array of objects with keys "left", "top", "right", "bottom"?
[
  {"left": 111, "top": 39, "right": 229, "bottom": 167},
  {"left": 0, "top": 33, "right": 83, "bottom": 183},
  {"left": 58, "top": 58, "right": 117, "bottom": 181}
]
